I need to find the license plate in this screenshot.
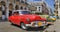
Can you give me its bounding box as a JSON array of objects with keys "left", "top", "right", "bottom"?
[{"left": 38, "top": 22, "right": 42, "bottom": 26}]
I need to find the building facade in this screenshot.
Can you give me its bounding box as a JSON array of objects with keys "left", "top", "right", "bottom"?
[
  {"left": 0, "top": 0, "right": 29, "bottom": 20},
  {"left": 27, "top": 0, "right": 49, "bottom": 14},
  {"left": 0, "top": 0, "right": 55, "bottom": 20},
  {"left": 54, "top": 0, "right": 59, "bottom": 16}
]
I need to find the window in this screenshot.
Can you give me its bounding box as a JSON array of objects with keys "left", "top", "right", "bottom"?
[
  {"left": 15, "top": 5, "right": 19, "bottom": 10},
  {"left": 16, "top": 0, "right": 20, "bottom": 1},
  {"left": 13, "top": 11, "right": 19, "bottom": 15},
  {"left": 9, "top": 3, "right": 13, "bottom": 10},
  {"left": 14, "top": 0, "right": 16, "bottom": 3},
  {"left": 7, "top": 0, "right": 8, "bottom": 1},
  {"left": 21, "top": 1, "right": 24, "bottom": 3},
  {"left": 1, "top": 1, "right": 5, "bottom": 5},
  {"left": 38, "top": 6, "right": 42, "bottom": 12},
  {"left": 24, "top": 7, "right": 27, "bottom": 10},
  {"left": 2, "top": 11, "right": 5, "bottom": 15},
  {"left": 20, "top": 6, "right": 23, "bottom": 10},
  {"left": 21, "top": 0, "right": 25, "bottom": 3},
  {"left": 9, "top": 11, "right": 12, "bottom": 16},
  {"left": 39, "top": 7, "right": 40, "bottom": 11},
  {"left": 0, "top": 7, "right": 2, "bottom": 11},
  {"left": 20, "top": 11, "right": 31, "bottom": 14}
]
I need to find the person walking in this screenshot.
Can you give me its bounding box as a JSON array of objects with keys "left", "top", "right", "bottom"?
[{"left": 2, "top": 5, "right": 6, "bottom": 20}]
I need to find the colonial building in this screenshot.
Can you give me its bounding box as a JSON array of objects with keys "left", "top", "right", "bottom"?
[
  {"left": 0, "top": 0, "right": 29, "bottom": 20},
  {"left": 27, "top": 0, "right": 49, "bottom": 14},
  {"left": 58, "top": 0, "right": 60, "bottom": 17},
  {"left": 0, "top": 0, "right": 55, "bottom": 20},
  {"left": 54, "top": 0, "right": 59, "bottom": 16}
]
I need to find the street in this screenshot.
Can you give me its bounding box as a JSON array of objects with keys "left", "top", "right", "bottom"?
[
  {"left": 0, "top": 20, "right": 44, "bottom": 32},
  {"left": 0, "top": 0, "right": 59, "bottom": 32},
  {"left": 45, "top": 19, "right": 60, "bottom": 32},
  {"left": 0, "top": 19, "right": 60, "bottom": 32}
]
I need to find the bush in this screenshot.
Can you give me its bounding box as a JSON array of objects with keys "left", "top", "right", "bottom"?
[
  {"left": 35, "top": 12, "right": 44, "bottom": 15},
  {"left": 39, "top": 15, "right": 49, "bottom": 18}
]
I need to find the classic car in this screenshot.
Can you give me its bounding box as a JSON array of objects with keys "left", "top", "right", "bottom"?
[
  {"left": 8, "top": 10, "right": 47, "bottom": 30},
  {"left": 47, "top": 14, "right": 57, "bottom": 25}
]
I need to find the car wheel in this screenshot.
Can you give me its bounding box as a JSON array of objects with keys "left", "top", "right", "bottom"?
[{"left": 20, "top": 23, "right": 27, "bottom": 30}]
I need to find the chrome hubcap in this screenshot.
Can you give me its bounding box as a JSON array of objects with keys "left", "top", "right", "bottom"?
[{"left": 21, "top": 23, "right": 26, "bottom": 29}]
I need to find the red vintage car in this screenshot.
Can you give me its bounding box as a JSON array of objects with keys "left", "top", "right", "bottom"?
[{"left": 8, "top": 10, "right": 47, "bottom": 30}]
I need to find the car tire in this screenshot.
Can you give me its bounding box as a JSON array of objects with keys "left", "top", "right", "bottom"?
[{"left": 20, "top": 23, "right": 28, "bottom": 30}]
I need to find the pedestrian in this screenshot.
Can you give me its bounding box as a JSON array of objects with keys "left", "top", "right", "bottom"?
[{"left": 2, "top": 5, "right": 6, "bottom": 20}]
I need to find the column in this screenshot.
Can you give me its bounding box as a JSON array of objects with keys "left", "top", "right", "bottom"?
[
  {"left": 58, "top": 1, "right": 59, "bottom": 15},
  {"left": 6, "top": 2, "right": 9, "bottom": 19},
  {"left": 13, "top": 3, "right": 15, "bottom": 10}
]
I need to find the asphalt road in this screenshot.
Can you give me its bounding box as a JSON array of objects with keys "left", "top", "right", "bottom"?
[
  {"left": 0, "top": 20, "right": 45, "bottom": 32},
  {"left": 0, "top": 19, "right": 60, "bottom": 32}
]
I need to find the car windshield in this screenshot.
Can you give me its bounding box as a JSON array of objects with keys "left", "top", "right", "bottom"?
[{"left": 20, "top": 11, "right": 31, "bottom": 14}]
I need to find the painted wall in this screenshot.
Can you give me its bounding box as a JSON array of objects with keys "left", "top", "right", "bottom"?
[{"left": 0, "top": 11, "right": 2, "bottom": 17}]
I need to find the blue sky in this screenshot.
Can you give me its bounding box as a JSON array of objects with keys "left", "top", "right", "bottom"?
[
  {"left": 27, "top": 0, "right": 55, "bottom": 13},
  {"left": 27, "top": 0, "right": 42, "bottom": 2},
  {"left": 45, "top": 0, "right": 55, "bottom": 13}
]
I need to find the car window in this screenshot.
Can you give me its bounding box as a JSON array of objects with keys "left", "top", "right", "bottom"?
[
  {"left": 20, "top": 11, "right": 31, "bottom": 14},
  {"left": 13, "top": 11, "right": 19, "bottom": 15}
]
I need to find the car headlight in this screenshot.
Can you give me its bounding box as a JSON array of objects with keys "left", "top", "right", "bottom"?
[{"left": 26, "top": 18, "right": 30, "bottom": 22}]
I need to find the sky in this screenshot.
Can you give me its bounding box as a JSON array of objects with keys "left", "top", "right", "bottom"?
[
  {"left": 27, "top": 0, "right": 42, "bottom": 2},
  {"left": 44, "top": 0, "right": 55, "bottom": 13},
  {"left": 27, "top": 0, "right": 55, "bottom": 13}
]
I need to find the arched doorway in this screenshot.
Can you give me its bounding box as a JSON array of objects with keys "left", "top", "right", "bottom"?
[
  {"left": 1, "top": 1, "right": 6, "bottom": 6},
  {"left": 9, "top": 3, "right": 13, "bottom": 11},
  {"left": 9, "top": 3, "right": 13, "bottom": 16},
  {"left": 20, "top": 6, "right": 23, "bottom": 10},
  {"left": 15, "top": 5, "right": 19, "bottom": 10}
]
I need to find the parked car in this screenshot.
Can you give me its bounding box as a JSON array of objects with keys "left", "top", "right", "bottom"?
[
  {"left": 39, "top": 14, "right": 56, "bottom": 25},
  {"left": 47, "top": 14, "right": 57, "bottom": 25},
  {"left": 8, "top": 10, "right": 47, "bottom": 30}
]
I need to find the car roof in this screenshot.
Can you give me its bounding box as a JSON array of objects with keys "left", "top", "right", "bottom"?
[{"left": 13, "top": 10, "right": 30, "bottom": 12}]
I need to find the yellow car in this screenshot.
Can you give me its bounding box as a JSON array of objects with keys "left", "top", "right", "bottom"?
[
  {"left": 47, "top": 16, "right": 57, "bottom": 25},
  {"left": 49, "top": 16, "right": 56, "bottom": 21},
  {"left": 40, "top": 15, "right": 56, "bottom": 25}
]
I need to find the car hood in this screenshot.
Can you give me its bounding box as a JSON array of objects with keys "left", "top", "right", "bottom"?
[{"left": 21, "top": 14, "right": 46, "bottom": 21}]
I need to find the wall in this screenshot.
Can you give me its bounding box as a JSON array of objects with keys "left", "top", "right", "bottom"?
[{"left": 0, "top": 11, "right": 2, "bottom": 17}]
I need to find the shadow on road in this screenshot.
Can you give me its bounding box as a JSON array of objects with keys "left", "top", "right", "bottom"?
[
  {"left": 11, "top": 24, "right": 46, "bottom": 31},
  {"left": 26, "top": 27, "right": 45, "bottom": 31}
]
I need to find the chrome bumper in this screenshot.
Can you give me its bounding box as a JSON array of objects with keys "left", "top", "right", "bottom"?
[
  {"left": 25, "top": 21, "right": 47, "bottom": 27},
  {"left": 46, "top": 22, "right": 54, "bottom": 25}
]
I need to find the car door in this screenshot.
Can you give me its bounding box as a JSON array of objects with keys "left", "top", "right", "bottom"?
[{"left": 13, "top": 11, "right": 20, "bottom": 25}]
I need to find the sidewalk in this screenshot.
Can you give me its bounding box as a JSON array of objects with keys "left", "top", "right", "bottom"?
[
  {"left": 45, "top": 19, "right": 60, "bottom": 32},
  {"left": 0, "top": 17, "right": 8, "bottom": 22}
]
